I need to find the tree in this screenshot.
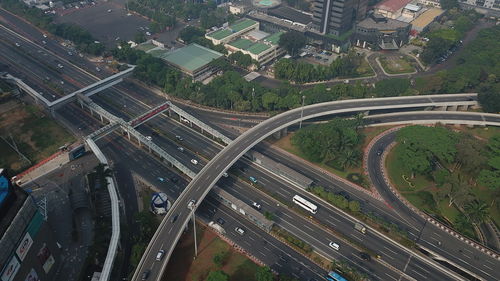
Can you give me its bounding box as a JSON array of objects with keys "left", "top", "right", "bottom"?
[
  {"left": 348, "top": 200, "right": 361, "bottom": 213},
  {"left": 440, "top": 0, "right": 459, "bottom": 9},
  {"left": 337, "top": 149, "right": 360, "bottom": 169},
  {"left": 278, "top": 31, "right": 307, "bottom": 56},
  {"left": 213, "top": 251, "right": 228, "bottom": 268},
  {"left": 373, "top": 78, "right": 410, "bottom": 97},
  {"left": 255, "top": 266, "right": 274, "bottom": 281},
  {"left": 207, "top": 270, "right": 229, "bottom": 281},
  {"left": 179, "top": 26, "right": 205, "bottom": 43},
  {"left": 134, "top": 32, "right": 146, "bottom": 44},
  {"left": 464, "top": 200, "right": 490, "bottom": 224},
  {"left": 455, "top": 134, "right": 487, "bottom": 175}
]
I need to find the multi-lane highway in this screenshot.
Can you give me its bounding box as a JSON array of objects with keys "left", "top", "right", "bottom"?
[
  {"left": 2, "top": 10, "right": 499, "bottom": 281},
  {"left": 131, "top": 93, "right": 483, "bottom": 281}
]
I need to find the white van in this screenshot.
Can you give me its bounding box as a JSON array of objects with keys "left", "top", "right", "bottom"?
[{"left": 329, "top": 242, "right": 340, "bottom": 250}]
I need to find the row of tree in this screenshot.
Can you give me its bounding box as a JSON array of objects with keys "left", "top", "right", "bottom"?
[
  {"left": 415, "top": 26, "right": 500, "bottom": 111},
  {"left": 1, "top": 0, "right": 104, "bottom": 55},
  {"left": 420, "top": 8, "right": 480, "bottom": 64},
  {"left": 274, "top": 50, "right": 366, "bottom": 83}
]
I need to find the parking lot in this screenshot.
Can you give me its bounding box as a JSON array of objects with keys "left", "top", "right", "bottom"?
[{"left": 298, "top": 45, "right": 340, "bottom": 65}]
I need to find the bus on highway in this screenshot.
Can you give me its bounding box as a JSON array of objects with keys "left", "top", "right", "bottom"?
[
  {"left": 326, "top": 271, "right": 348, "bottom": 281},
  {"left": 292, "top": 195, "right": 317, "bottom": 214}
]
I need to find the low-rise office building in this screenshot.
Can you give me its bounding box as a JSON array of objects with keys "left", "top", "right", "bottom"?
[
  {"left": 375, "top": 0, "right": 413, "bottom": 19},
  {"left": 205, "top": 19, "right": 260, "bottom": 45},
  {"left": 225, "top": 31, "right": 285, "bottom": 65},
  {"left": 410, "top": 7, "right": 445, "bottom": 33},
  {"left": 354, "top": 13, "right": 411, "bottom": 49}
]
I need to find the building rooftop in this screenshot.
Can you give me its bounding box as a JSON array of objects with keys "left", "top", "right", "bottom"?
[
  {"left": 245, "top": 30, "right": 270, "bottom": 41},
  {"left": 229, "top": 38, "right": 255, "bottom": 50},
  {"left": 268, "top": 6, "right": 313, "bottom": 25},
  {"left": 247, "top": 42, "right": 271, "bottom": 55},
  {"left": 358, "top": 16, "right": 409, "bottom": 30},
  {"left": 375, "top": 0, "right": 412, "bottom": 12},
  {"left": 404, "top": 3, "right": 421, "bottom": 11},
  {"left": 208, "top": 19, "right": 258, "bottom": 40},
  {"left": 264, "top": 31, "right": 284, "bottom": 45},
  {"left": 162, "top": 43, "right": 223, "bottom": 72},
  {"left": 411, "top": 8, "right": 444, "bottom": 30}
]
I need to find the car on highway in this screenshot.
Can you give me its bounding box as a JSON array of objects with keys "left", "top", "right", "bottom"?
[
  {"left": 217, "top": 217, "right": 225, "bottom": 225},
  {"left": 146, "top": 136, "right": 152, "bottom": 141},
  {"left": 170, "top": 176, "right": 179, "bottom": 183},
  {"left": 329, "top": 242, "right": 340, "bottom": 250},
  {"left": 175, "top": 135, "right": 183, "bottom": 141},
  {"left": 42, "top": 40, "right": 46, "bottom": 44},
  {"left": 376, "top": 149, "right": 383, "bottom": 156},
  {"left": 171, "top": 214, "right": 179, "bottom": 223},
  {"left": 156, "top": 250, "right": 165, "bottom": 261},
  {"left": 222, "top": 172, "right": 228, "bottom": 178},
  {"left": 360, "top": 252, "right": 371, "bottom": 261},
  {"left": 188, "top": 199, "right": 196, "bottom": 209},
  {"left": 96, "top": 67, "right": 101, "bottom": 72},
  {"left": 141, "top": 270, "right": 150, "bottom": 280},
  {"left": 249, "top": 176, "right": 257, "bottom": 183},
  {"left": 177, "top": 146, "right": 184, "bottom": 152},
  {"left": 336, "top": 191, "right": 350, "bottom": 200},
  {"left": 157, "top": 177, "right": 165, "bottom": 182},
  {"left": 190, "top": 159, "right": 198, "bottom": 165},
  {"left": 235, "top": 227, "right": 245, "bottom": 235},
  {"left": 57, "top": 63, "right": 64, "bottom": 69},
  {"left": 252, "top": 202, "right": 261, "bottom": 210},
  {"left": 15, "top": 42, "right": 20, "bottom": 47}
]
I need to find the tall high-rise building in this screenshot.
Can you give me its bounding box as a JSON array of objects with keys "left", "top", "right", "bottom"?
[{"left": 312, "top": 0, "right": 368, "bottom": 36}]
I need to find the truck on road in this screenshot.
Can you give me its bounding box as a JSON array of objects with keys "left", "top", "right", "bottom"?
[{"left": 355, "top": 222, "right": 366, "bottom": 234}]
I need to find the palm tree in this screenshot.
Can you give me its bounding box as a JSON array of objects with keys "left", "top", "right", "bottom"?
[
  {"left": 353, "top": 113, "right": 365, "bottom": 132},
  {"left": 337, "top": 149, "right": 360, "bottom": 169},
  {"left": 464, "top": 200, "right": 490, "bottom": 225}
]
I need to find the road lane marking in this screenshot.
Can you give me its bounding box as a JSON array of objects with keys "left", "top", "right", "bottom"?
[{"left": 410, "top": 269, "right": 427, "bottom": 279}]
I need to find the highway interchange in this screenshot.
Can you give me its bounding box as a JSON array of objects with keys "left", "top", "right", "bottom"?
[{"left": 1, "top": 9, "right": 499, "bottom": 281}]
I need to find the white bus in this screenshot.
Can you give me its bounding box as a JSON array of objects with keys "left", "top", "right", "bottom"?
[{"left": 293, "top": 195, "right": 318, "bottom": 214}]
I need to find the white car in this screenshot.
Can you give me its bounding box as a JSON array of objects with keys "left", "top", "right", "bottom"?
[
  {"left": 329, "top": 242, "right": 340, "bottom": 250},
  {"left": 146, "top": 136, "right": 152, "bottom": 141},
  {"left": 177, "top": 147, "right": 184, "bottom": 152},
  {"left": 252, "top": 202, "right": 261, "bottom": 210},
  {"left": 222, "top": 172, "right": 228, "bottom": 178},
  {"left": 235, "top": 227, "right": 245, "bottom": 235},
  {"left": 190, "top": 159, "right": 198, "bottom": 165},
  {"left": 156, "top": 250, "right": 165, "bottom": 261},
  {"left": 188, "top": 199, "right": 196, "bottom": 209}
]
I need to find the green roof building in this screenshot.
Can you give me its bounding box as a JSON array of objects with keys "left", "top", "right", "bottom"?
[{"left": 206, "top": 19, "right": 259, "bottom": 45}]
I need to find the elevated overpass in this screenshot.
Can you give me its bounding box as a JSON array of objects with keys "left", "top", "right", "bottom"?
[{"left": 132, "top": 94, "right": 500, "bottom": 281}]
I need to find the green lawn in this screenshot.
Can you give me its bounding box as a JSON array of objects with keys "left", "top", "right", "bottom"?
[
  {"left": 0, "top": 104, "right": 74, "bottom": 173},
  {"left": 379, "top": 55, "right": 416, "bottom": 74}
]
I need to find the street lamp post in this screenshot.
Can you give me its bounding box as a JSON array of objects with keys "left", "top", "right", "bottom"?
[
  {"left": 189, "top": 206, "right": 198, "bottom": 259},
  {"left": 299, "top": 95, "right": 306, "bottom": 129}
]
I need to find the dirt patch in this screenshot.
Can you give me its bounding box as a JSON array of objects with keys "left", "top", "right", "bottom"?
[{"left": 164, "top": 224, "right": 260, "bottom": 281}]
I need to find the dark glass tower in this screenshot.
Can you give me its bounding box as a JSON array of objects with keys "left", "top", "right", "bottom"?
[{"left": 312, "top": 0, "right": 368, "bottom": 36}]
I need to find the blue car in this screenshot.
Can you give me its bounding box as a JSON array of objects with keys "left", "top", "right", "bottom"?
[
  {"left": 157, "top": 177, "right": 166, "bottom": 182},
  {"left": 249, "top": 176, "right": 257, "bottom": 183}
]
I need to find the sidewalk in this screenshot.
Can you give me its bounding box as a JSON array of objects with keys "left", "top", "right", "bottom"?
[{"left": 15, "top": 143, "right": 81, "bottom": 186}]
